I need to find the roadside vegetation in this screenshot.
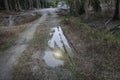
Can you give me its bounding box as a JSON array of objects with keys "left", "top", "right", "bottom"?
[
  {"left": 15, "top": 14, "right": 41, "bottom": 25},
  {"left": 59, "top": 0, "right": 120, "bottom": 79},
  {"left": 0, "top": 26, "right": 26, "bottom": 51},
  {"left": 62, "top": 16, "right": 120, "bottom": 80},
  {"left": 0, "top": 12, "right": 41, "bottom": 26}
]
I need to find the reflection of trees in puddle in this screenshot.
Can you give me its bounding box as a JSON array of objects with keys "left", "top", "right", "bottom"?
[
  {"left": 48, "top": 26, "right": 70, "bottom": 50},
  {"left": 43, "top": 26, "right": 73, "bottom": 68}
]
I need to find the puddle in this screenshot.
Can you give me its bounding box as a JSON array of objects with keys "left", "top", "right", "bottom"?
[
  {"left": 43, "top": 26, "right": 73, "bottom": 68},
  {"left": 48, "top": 26, "right": 70, "bottom": 49},
  {"left": 43, "top": 50, "right": 64, "bottom": 68}
]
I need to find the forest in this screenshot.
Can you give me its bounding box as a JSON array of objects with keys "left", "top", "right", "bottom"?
[
  {"left": 0, "top": 0, "right": 119, "bottom": 20},
  {"left": 0, "top": 0, "right": 119, "bottom": 28},
  {"left": 0, "top": 0, "right": 52, "bottom": 11},
  {"left": 0, "top": 0, "right": 120, "bottom": 80}
]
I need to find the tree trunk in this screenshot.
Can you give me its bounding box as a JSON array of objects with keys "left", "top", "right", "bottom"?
[
  {"left": 36, "top": 0, "right": 40, "bottom": 9},
  {"left": 17, "top": 0, "right": 21, "bottom": 11},
  {"left": 5, "top": 0, "right": 9, "bottom": 11},
  {"left": 75, "top": 0, "right": 81, "bottom": 15},
  {"left": 113, "top": 0, "right": 120, "bottom": 20},
  {"left": 28, "top": 0, "right": 33, "bottom": 9},
  {"left": 84, "top": 0, "right": 90, "bottom": 19}
]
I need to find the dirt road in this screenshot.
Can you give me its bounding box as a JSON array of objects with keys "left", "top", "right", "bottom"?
[
  {"left": 0, "top": 8, "right": 75, "bottom": 80},
  {"left": 1, "top": 8, "right": 120, "bottom": 80},
  {"left": 0, "top": 8, "right": 55, "bottom": 80}
]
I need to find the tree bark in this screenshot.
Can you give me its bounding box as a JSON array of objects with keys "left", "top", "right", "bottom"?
[
  {"left": 5, "top": 0, "right": 9, "bottom": 11},
  {"left": 84, "top": 0, "right": 90, "bottom": 19},
  {"left": 75, "top": 0, "right": 81, "bottom": 15},
  {"left": 113, "top": 0, "right": 120, "bottom": 20}
]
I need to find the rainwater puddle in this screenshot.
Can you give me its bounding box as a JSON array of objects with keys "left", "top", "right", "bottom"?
[
  {"left": 48, "top": 26, "right": 70, "bottom": 49},
  {"left": 43, "top": 50, "right": 64, "bottom": 67},
  {"left": 43, "top": 26, "right": 73, "bottom": 68}
]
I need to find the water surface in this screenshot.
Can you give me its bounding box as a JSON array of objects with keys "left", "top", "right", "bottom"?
[{"left": 43, "top": 26, "right": 73, "bottom": 68}]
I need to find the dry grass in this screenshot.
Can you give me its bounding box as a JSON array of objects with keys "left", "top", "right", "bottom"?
[
  {"left": 12, "top": 24, "right": 48, "bottom": 80},
  {"left": 0, "top": 26, "right": 26, "bottom": 51},
  {"left": 62, "top": 16, "right": 120, "bottom": 80},
  {"left": 0, "top": 13, "right": 41, "bottom": 26},
  {"left": 12, "top": 47, "right": 36, "bottom": 80},
  {"left": 16, "top": 14, "right": 41, "bottom": 25}
]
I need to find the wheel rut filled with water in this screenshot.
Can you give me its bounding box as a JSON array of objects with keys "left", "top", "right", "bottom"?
[{"left": 43, "top": 26, "right": 74, "bottom": 68}]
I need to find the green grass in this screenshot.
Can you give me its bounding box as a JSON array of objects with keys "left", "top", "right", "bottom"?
[{"left": 113, "top": 30, "right": 120, "bottom": 40}]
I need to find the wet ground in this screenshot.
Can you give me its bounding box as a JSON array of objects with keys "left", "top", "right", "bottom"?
[
  {"left": 11, "top": 8, "right": 77, "bottom": 80},
  {"left": 0, "top": 8, "right": 75, "bottom": 80},
  {"left": 0, "top": 8, "right": 51, "bottom": 80},
  {"left": 1, "top": 8, "right": 120, "bottom": 80},
  {"left": 44, "top": 26, "right": 73, "bottom": 68}
]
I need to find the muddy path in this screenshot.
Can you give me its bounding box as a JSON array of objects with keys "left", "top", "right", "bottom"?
[
  {"left": 0, "top": 8, "right": 76, "bottom": 80},
  {"left": 10, "top": 8, "right": 76, "bottom": 80},
  {"left": 0, "top": 8, "right": 54, "bottom": 80}
]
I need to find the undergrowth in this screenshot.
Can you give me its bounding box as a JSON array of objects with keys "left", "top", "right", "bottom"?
[{"left": 62, "top": 16, "right": 120, "bottom": 80}]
